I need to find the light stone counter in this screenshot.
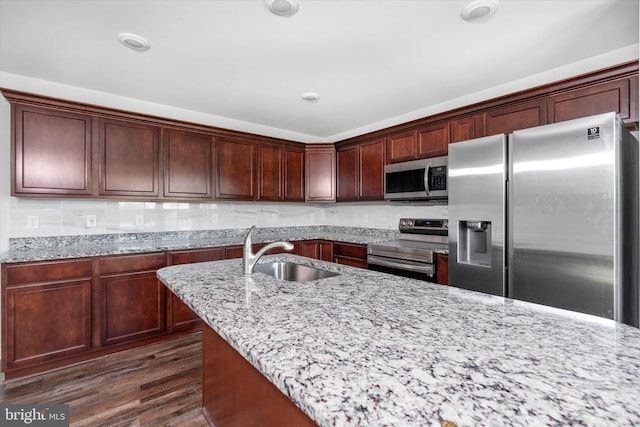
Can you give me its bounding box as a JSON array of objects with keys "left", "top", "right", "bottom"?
[
  {"left": 0, "top": 226, "right": 399, "bottom": 263},
  {"left": 157, "top": 254, "right": 640, "bottom": 426}
]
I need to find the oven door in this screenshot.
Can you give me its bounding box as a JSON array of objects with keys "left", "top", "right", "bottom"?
[{"left": 367, "top": 255, "right": 436, "bottom": 282}]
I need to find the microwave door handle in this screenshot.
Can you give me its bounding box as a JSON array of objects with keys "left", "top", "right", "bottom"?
[{"left": 424, "top": 162, "right": 431, "bottom": 196}]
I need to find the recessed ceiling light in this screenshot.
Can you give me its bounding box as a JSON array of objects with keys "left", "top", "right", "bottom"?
[
  {"left": 118, "top": 33, "right": 151, "bottom": 52},
  {"left": 301, "top": 92, "right": 320, "bottom": 103},
  {"left": 265, "top": 0, "right": 299, "bottom": 17},
  {"left": 461, "top": 0, "right": 499, "bottom": 22}
]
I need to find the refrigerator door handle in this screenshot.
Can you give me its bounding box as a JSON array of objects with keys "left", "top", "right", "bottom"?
[{"left": 424, "top": 161, "right": 431, "bottom": 196}]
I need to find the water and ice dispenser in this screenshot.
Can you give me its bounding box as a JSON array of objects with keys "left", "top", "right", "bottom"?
[{"left": 458, "top": 221, "right": 492, "bottom": 266}]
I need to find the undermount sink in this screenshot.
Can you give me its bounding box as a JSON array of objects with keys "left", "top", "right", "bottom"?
[{"left": 253, "top": 261, "right": 340, "bottom": 282}]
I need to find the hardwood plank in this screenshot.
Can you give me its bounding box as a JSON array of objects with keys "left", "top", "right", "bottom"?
[{"left": 0, "top": 333, "right": 207, "bottom": 427}]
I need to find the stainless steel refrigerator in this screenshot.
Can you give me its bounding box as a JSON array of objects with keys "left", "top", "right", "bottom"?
[{"left": 448, "top": 112, "right": 639, "bottom": 327}]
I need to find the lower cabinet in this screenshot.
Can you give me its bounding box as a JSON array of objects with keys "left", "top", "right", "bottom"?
[
  {"left": 436, "top": 254, "right": 449, "bottom": 285},
  {"left": 3, "top": 259, "right": 93, "bottom": 371},
  {"left": 167, "top": 248, "right": 225, "bottom": 332},
  {"left": 333, "top": 242, "right": 368, "bottom": 269},
  {"left": 301, "top": 240, "right": 333, "bottom": 262},
  {"left": 1, "top": 239, "right": 368, "bottom": 379},
  {"left": 99, "top": 253, "right": 167, "bottom": 346}
]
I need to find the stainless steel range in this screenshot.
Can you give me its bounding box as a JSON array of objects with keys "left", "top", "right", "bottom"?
[{"left": 367, "top": 218, "right": 448, "bottom": 281}]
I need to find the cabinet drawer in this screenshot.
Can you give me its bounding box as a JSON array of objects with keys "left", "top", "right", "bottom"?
[
  {"left": 5, "top": 259, "right": 92, "bottom": 286},
  {"left": 100, "top": 253, "right": 165, "bottom": 275},
  {"left": 333, "top": 242, "right": 367, "bottom": 259},
  {"left": 169, "top": 248, "right": 224, "bottom": 265}
]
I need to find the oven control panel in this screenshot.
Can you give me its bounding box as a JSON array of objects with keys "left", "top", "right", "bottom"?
[{"left": 398, "top": 218, "right": 448, "bottom": 235}]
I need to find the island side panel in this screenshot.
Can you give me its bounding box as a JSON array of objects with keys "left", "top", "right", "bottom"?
[{"left": 202, "top": 324, "right": 317, "bottom": 427}]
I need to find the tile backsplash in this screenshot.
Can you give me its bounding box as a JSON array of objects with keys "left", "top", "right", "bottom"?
[{"left": 9, "top": 197, "right": 448, "bottom": 238}]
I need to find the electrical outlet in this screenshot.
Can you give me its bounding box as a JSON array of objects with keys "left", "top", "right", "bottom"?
[
  {"left": 271, "top": 213, "right": 278, "bottom": 222},
  {"left": 86, "top": 214, "right": 97, "bottom": 228},
  {"left": 135, "top": 214, "right": 144, "bottom": 226},
  {"left": 27, "top": 215, "right": 39, "bottom": 229},
  {"left": 211, "top": 214, "right": 218, "bottom": 224}
]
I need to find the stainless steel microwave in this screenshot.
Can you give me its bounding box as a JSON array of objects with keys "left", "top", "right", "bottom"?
[{"left": 383, "top": 156, "right": 448, "bottom": 201}]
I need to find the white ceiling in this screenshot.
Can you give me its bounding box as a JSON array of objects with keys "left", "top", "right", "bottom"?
[{"left": 0, "top": 0, "right": 638, "bottom": 143}]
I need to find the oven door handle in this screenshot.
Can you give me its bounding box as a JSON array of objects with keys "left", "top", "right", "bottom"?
[{"left": 367, "top": 255, "right": 435, "bottom": 276}]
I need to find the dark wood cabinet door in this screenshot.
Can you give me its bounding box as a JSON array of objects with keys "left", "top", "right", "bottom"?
[
  {"left": 3, "top": 259, "right": 93, "bottom": 370},
  {"left": 164, "top": 129, "right": 213, "bottom": 199},
  {"left": 305, "top": 144, "right": 336, "bottom": 202},
  {"left": 168, "top": 289, "right": 201, "bottom": 332},
  {"left": 99, "top": 118, "right": 160, "bottom": 197},
  {"left": 258, "top": 143, "right": 283, "bottom": 201},
  {"left": 450, "top": 117, "right": 476, "bottom": 142},
  {"left": 284, "top": 145, "right": 305, "bottom": 202},
  {"left": 166, "top": 248, "right": 223, "bottom": 331},
  {"left": 417, "top": 122, "right": 449, "bottom": 158},
  {"left": 99, "top": 253, "right": 166, "bottom": 346},
  {"left": 100, "top": 271, "right": 166, "bottom": 346},
  {"left": 359, "top": 139, "right": 385, "bottom": 200},
  {"left": 483, "top": 99, "right": 546, "bottom": 136},
  {"left": 337, "top": 146, "right": 358, "bottom": 201},
  {"left": 386, "top": 131, "right": 416, "bottom": 163},
  {"left": 436, "top": 254, "right": 449, "bottom": 285},
  {"left": 13, "top": 105, "right": 92, "bottom": 196},
  {"left": 301, "top": 241, "right": 320, "bottom": 259},
  {"left": 318, "top": 240, "right": 334, "bottom": 262},
  {"left": 5, "top": 279, "right": 92, "bottom": 369},
  {"left": 547, "top": 78, "right": 631, "bottom": 124},
  {"left": 216, "top": 138, "right": 257, "bottom": 200}
]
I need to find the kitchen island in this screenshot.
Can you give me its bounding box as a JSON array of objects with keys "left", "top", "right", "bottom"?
[{"left": 157, "top": 254, "right": 640, "bottom": 426}]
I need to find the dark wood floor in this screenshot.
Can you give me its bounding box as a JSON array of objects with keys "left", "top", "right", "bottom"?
[{"left": 0, "top": 333, "right": 208, "bottom": 427}]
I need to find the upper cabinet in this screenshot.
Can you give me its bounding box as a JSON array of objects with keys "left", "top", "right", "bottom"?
[
  {"left": 98, "top": 118, "right": 160, "bottom": 198},
  {"left": 257, "top": 141, "right": 305, "bottom": 202},
  {"left": 163, "top": 129, "right": 213, "bottom": 199},
  {"left": 215, "top": 137, "right": 257, "bottom": 200},
  {"left": 305, "top": 144, "right": 336, "bottom": 202},
  {"left": 13, "top": 105, "right": 93, "bottom": 196},
  {"left": 450, "top": 116, "right": 477, "bottom": 143},
  {"left": 417, "top": 122, "right": 449, "bottom": 157},
  {"left": 337, "top": 138, "right": 385, "bottom": 201},
  {"left": 258, "top": 142, "right": 283, "bottom": 201},
  {"left": 336, "top": 145, "right": 357, "bottom": 201},
  {"left": 4, "top": 61, "right": 638, "bottom": 204},
  {"left": 386, "top": 131, "right": 417, "bottom": 163},
  {"left": 480, "top": 99, "right": 547, "bottom": 137},
  {"left": 283, "top": 145, "right": 305, "bottom": 202},
  {"left": 547, "top": 78, "right": 631, "bottom": 124}
]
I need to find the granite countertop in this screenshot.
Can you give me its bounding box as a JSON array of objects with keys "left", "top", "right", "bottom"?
[
  {"left": 0, "top": 226, "right": 401, "bottom": 263},
  {"left": 157, "top": 254, "right": 640, "bottom": 427}
]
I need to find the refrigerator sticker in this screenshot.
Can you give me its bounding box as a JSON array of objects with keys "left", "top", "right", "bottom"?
[{"left": 587, "top": 126, "right": 600, "bottom": 140}]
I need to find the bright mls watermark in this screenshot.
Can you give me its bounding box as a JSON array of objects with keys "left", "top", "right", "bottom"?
[{"left": 1, "top": 404, "right": 69, "bottom": 426}]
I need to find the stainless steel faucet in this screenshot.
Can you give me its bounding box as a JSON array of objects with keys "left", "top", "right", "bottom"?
[{"left": 243, "top": 225, "right": 294, "bottom": 275}]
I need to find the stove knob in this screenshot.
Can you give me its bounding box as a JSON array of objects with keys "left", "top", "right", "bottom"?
[{"left": 400, "top": 219, "right": 406, "bottom": 226}]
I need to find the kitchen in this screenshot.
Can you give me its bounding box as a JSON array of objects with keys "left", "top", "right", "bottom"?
[{"left": 1, "top": 0, "right": 640, "bottom": 426}]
